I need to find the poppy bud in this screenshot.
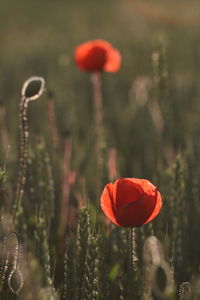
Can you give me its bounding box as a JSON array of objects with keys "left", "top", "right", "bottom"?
[
  {"left": 101, "top": 178, "right": 162, "bottom": 227},
  {"left": 21, "top": 76, "right": 45, "bottom": 101}
]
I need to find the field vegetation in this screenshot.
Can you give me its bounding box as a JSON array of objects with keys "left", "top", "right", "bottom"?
[{"left": 0, "top": 0, "right": 200, "bottom": 299}]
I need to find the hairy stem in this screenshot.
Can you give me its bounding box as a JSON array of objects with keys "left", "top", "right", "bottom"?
[{"left": 13, "top": 97, "right": 29, "bottom": 220}]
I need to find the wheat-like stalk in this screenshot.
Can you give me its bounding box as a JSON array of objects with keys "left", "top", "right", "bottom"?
[
  {"left": 34, "top": 215, "right": 53, "bottom": 291},
  {"left": 76, "top": 207, "right": 91, "bottom": 300},
  {"left": 61, "top": 233, "right": 75, "bottom": 300},
  {"left": 82, "top": 232, "right": 100, "bottom": 300}
]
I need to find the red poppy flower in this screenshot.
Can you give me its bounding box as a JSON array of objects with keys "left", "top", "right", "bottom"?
[
  {"left": 74, "top": 39, "right": 121, "bottom": 72},
  {"left": 101, "top": 178, "right": 162, "bottom": 227}
]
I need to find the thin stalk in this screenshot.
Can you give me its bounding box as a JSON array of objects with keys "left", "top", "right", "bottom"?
[
  {"left": 129, "top": 227, "right": 139, "bottom": 297},
  {"left": 13, "top": 97, "right": 29, "bottom": 221},
  {"left": 13, "top": 76, "right": 45, "bottom": 221},
  {"left": 91, "top": 72, "right": 105, "bottom": 195}
]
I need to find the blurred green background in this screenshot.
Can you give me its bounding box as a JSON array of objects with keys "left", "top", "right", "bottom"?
[{"left": 1, "top": 0, "right": 200, "bottom": 183}]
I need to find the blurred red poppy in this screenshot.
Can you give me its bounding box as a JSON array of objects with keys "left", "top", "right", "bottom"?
[
  {"left": 101, "top": 178, "right": 162, "bottom": 227},
  {"left": 74, "top": 39, "right": 121, "bottom": 72}
]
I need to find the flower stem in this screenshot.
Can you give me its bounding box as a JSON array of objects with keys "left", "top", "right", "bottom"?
[
  {"left": 129, "top": 227, "right": 139, "bottom": 297},
  {"left": 91, "top": 72, "right": 105, "bottom": 194}
]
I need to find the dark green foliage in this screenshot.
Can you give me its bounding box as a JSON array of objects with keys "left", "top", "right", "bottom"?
[
  {"left": 76, "top": 207, "right": 91, "bottom": 300},
  {"left": 27, "top": 139, "right": 56, "bottom": 227},
  {"left": 81, "top": 230, "right": 101, "bottom": 300},
  {"left": 33, "top": 216, "right": 53, "bottom": 287}
]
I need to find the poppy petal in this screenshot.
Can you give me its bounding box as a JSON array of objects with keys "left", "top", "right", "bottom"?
[
  {"left": 113, "top": 178, "right": 142, "bottom": 212},
  {"left": 100, "top": 183, "right": 120, "bottom": 226},
  {"left": 143, "top": 189, "right": 162, "bottom": 224},
  {"left": 103, "top": 48, "right": 121, "bottom": 72}
]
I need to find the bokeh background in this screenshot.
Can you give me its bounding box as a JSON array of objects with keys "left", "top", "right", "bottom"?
[{"left": 1, "top": 0, "right": 200, "bottom": 179}]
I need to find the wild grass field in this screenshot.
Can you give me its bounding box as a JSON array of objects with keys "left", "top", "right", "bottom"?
[{"left": 0, "top": 0, "right": 200, "bottom": 299}]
